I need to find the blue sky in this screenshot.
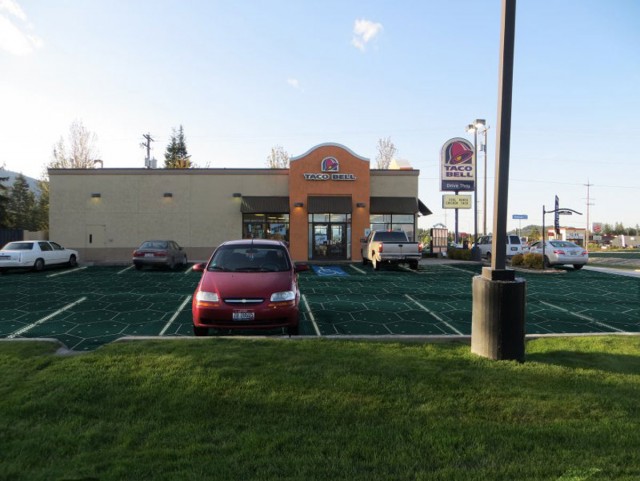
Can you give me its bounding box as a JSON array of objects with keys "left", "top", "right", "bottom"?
[{"left": 1, "top": 0, "right": 639, "bottom": 234}]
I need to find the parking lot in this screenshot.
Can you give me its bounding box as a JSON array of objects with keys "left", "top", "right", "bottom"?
[{"left": 1, "top": 261, "right": 639, "bottom": 351}]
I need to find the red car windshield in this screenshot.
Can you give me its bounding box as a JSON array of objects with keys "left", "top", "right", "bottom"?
[{"left": 208, "top": 246, "right": 291, "bottom": 272}]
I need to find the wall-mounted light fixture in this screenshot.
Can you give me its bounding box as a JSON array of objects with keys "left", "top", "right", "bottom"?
[
  {"left": 356, "top": 202, "right": 366, "bottom": 208},
  {"left": 163, "top": 192, "right": 173, "bottom": 198},
  {"left": 232, "top": 193, "right": 242, "bottom": 198},
  {"left": 294, "top": 202, "right": 304, "bottom": 208},
  {"left": 91, "top": 193, "right": 101, "bottom": 198}
]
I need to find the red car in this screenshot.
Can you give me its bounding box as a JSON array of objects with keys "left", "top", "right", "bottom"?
[{"left": 192, "top": 240, "right": 309, "bottom": 336}]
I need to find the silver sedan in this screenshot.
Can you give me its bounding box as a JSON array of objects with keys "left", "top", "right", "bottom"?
[{"left": 528, "top": 240, "right": 588, "bottom": 270}]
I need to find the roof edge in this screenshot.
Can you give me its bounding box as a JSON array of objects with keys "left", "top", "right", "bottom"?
[{"left": 290, "top": 143, "right": 369, "bottom": 162}]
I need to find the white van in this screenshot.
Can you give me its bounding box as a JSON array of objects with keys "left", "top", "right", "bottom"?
[{"left": 475, "top": 235, "right": 524, "bottom": 261}]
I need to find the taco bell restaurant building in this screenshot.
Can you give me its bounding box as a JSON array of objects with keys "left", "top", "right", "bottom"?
[{"left": 49, "top": 143, "right": 431, "bottom": 263}]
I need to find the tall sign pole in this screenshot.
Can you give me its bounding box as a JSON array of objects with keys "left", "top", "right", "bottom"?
[{"left": 471, "top": 0, "right": 526, "bottom": 362}]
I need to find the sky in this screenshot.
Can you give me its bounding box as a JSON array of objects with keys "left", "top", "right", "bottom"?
[{"left": 1, "top": 0, "right": 639, "bottom": 235}]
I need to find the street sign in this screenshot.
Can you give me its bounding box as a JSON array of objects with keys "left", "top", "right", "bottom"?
[{"left": 512, "top": 214, "right": 528, "bottom": 219}]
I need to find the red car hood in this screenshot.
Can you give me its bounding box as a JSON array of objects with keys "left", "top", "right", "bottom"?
[{"left": 199, "top": 271, "right": 294, "bottom": 298}]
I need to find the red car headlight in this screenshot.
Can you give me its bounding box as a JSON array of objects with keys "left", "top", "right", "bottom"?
[
  {"left": 270, "top": 291, "right": 295, "bottom": 302},
  {"left": 195, "top": 291, "right": 220, "bottom": 307}
]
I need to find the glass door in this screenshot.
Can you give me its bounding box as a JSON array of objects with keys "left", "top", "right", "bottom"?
[
  {"left": 328, "top": 224, "right": 346, "bottom": 259},
  {"left": 313, "top": 224, "right": 329, "bottom": 259}
]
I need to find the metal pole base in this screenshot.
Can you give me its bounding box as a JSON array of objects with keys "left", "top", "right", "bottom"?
[{"left": 471, "top": 268, "right": 526, "bottom": 361}]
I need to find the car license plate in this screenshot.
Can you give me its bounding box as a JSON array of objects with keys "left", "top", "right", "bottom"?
[
  {"left": 145, "top": 253, "right": 154, "bottom": 257},
  {"left": 510, "top": 247, "right": 517, "bottom": 251},
  {"left": 233, "top": 311, "right": 255, "bottom": 321}
]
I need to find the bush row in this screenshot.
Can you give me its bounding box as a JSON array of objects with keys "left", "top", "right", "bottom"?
[
  {"left": 511, "top": 253, "right": 544, "bottom": 269},
  {"left": 446, "top": 248, "right": 473, "bottom": 261}
]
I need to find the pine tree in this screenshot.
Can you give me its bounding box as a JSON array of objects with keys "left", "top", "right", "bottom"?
[
  {"left": 164, "top": 125, "right": 193, "bottom": 168},
  {"left": 7, "top": 174, "right": 37, "bottom": 230},
  {"left": 34, "top": 179, "right": 49, "bottom": 231},
  {"left": 0, "top": 174, "right": 9, "bottom": 228}
]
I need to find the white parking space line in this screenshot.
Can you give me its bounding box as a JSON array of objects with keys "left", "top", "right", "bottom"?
[
  {"left": 184, "top": 265, "right": 195, "bottom": 275},
  {"left": 441, "top": 264, "right": 477, "bottom": 275},
  {"left": 405, "top": 294, "right": 463, "bottom": 335},
  {"left": 8, "top": 297, "right": 87, "bottom": 339},
  {"left": 117, "top": 265, "right": 134, "bottom": 275},
  {"left": 159, "top": 295, "right": 192, "bottom": 336},
  {"left": 399, "top": 266, "right": 414, "bottom": 273},
  {"left": 47, "top": 267, "right": 87, "bottom": 278},
  {"left": 349, "top": 265, "right": 366, "bottom": 275},
  {"left": 302, "top": 294, "right": 321, "bottom": 336},
  {"left": 539, "top": 301, "right": 625, "bottom": 333}
]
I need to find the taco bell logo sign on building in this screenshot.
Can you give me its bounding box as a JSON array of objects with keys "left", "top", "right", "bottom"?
[
  {"left": 304, "top": 157, "right": 356, "bottom": 181},
  {"left": 440, "top": 138, "right": 476, "bottom": 192}
]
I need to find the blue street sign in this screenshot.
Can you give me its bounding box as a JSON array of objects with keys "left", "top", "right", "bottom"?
[{"left": 512, "top": 214, "right": 528, "bottom": 220}]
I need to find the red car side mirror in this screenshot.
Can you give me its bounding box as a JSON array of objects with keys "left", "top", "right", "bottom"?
[{"left": 192, "top": 263, "right": 206, "bottom": 272}]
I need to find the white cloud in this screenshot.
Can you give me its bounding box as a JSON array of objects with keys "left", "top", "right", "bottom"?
[
  {"left": 287, "top": 78, "right": 301, "bottom": 90},
  {"left": 0, "top": 0, "right": 42, "bottom": 56},
  {"left": 351, "top": 18, "right": 383, "bottom": 52},
  {"left": 0, "top": 0, "right": 27, "bottom": 21}
]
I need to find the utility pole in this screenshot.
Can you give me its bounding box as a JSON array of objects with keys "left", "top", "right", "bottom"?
[
  {"left": 140, "top": 133, "right": 155, "bottom": 168},
  {"left": 584, "top": 180, "right": 594, "bottom": 248}
]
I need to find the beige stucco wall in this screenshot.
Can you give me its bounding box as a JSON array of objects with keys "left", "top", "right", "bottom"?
[
  {"left": 370, "top": 170, "right": 419, "bottom": 197},
  {"left": 49, "top": 168, "right": 288, "bottom": 262},
  {"left": 49, "top": 166, "right": 423, "bottom": 263}
]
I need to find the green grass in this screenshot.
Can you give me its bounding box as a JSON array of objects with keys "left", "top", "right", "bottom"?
[{"left": 1, "top": 337, "right": 640, "bottom": 481}]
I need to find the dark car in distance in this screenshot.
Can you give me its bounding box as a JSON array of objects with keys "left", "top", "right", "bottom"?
[
  {"left": 132, "top": 240, "right": 188, "bottom": 270},
  {"left": 192, "top": 239, "right": 308, "bottom": 336}
]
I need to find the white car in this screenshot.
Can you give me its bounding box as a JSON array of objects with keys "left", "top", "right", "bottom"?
[
  {"left": 0, "top": 240, "right": 79, "bottom": 272},
  {"left": 528, "top": 240, "right": 588, "bottom": 270}
]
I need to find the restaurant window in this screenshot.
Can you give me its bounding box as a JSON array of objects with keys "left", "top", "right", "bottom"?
[
  {"left": 369, "top": 214, "right": 415, "bottom": 241},
  {"left": 243, "top": 213, "right": 290, "bottom": 242}
]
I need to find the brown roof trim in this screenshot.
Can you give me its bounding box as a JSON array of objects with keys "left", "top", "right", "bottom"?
[
  {"left": 307, "top": 196, "right": 352, "bottom": 214},
  {"left": 241, "top": 196, "right": 290, "bottom": 213},
  {"left": 370, "top": 197, "right": 432, "bottom": 216}
]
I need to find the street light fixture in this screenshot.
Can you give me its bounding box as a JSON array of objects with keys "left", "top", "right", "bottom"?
[
  {"left": 467, "top": 119, "right": 489, "bottom": 236},
  {"left": 466, "top": 119, "right": 487, "bottom": 261}
]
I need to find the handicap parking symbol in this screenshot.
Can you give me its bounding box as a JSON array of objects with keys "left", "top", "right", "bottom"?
[{"left": 311, "top": 266, "right": 349, "bottom": 277}]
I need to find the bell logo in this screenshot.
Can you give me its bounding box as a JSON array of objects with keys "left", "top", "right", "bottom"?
[{"left": 321, "top": 157, "right": 339, "bottom": 172}]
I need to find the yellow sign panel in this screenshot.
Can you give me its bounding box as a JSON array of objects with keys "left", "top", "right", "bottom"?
[{"left": 442, "top": 194, "right": 472, "bottom": 209}]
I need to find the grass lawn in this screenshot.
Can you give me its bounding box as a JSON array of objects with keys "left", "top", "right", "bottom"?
[{"left": 1, "top": 336, "right": 639, "bottom": 481}]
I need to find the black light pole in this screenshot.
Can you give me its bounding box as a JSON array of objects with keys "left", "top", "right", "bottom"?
[{"left": 471, "top": 0, "right": 526, "bottom": 362}]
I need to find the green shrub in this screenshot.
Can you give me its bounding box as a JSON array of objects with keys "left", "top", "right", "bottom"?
[
  {"left": 523, "top": 252, "right": 544, "bottom": 269},
  {"left": 511, "top": 253, "right": 524, "bottom": 266},
  {"left": 447, "top": 248, "right": 472, "bottom": 261}
]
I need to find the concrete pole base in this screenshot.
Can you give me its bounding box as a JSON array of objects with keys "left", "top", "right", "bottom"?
[{"left": 471, "top": 268, "right": 526, "bottom": 362}]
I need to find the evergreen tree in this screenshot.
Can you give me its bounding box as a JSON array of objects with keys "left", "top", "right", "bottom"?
[
  {"left": 164, "top": 125, "right": 193, "bottom": 168},
  {"left": 7, "top": 174, "right": 37, "bottom": 230},
  {"left": 0, "top": 174, "right": 9, "bottom": 228},
  {"left": 33, "top": 179, "right": 49, "bottom": 231}
]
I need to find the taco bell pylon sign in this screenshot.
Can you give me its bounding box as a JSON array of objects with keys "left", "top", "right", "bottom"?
[{"left": 440, "top": 137, "right": 476, "bottom": 192}]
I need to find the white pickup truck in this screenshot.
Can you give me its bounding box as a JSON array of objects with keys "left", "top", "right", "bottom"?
[{"left": 360, "top": 231, "right": 422, "bottom": 270}]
